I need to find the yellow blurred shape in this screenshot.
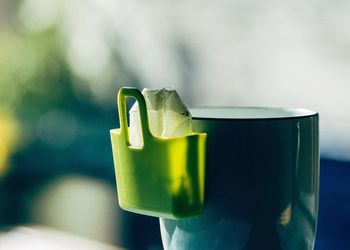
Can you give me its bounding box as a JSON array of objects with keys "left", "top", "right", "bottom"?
[
  {"left": 0, "top": 110, "right": 20, "bottom": 178},
  {"left": 279, "top": 203, "right": 292, "bottom": 226}
]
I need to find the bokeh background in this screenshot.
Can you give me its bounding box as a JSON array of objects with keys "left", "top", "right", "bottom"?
[{"left": 1, "top": 0, "right": 350, "bottom": 249}]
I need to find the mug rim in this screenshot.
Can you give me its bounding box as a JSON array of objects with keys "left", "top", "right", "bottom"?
[{"left": 189, "top": 107, "right": 318, "bottom": 120}]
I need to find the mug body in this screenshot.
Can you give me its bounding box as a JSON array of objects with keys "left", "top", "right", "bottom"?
[{"left": 160, "top": 107, "right": 319, "bottom": 250}]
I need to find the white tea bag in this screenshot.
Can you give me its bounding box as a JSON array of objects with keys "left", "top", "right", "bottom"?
[{"left": 129, "top": 88, "right": 192, "bottom": 147}]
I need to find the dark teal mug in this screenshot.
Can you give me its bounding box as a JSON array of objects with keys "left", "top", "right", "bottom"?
[{"left": 160, "top": 107, "right": 319, "bottom": 250}]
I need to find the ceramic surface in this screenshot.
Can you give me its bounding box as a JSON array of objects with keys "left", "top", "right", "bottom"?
[{"left": 160, "top": 107, "right": 319, "bottom": 250}]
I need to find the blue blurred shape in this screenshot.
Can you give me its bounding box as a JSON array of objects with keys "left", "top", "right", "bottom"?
[{"left": 315, "top": 159, "right": 350, "bottom": 250}]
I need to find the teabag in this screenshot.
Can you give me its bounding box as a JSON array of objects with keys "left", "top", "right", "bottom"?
[{"left": 129, "top": 88, "right": 192, "bottom": 147}]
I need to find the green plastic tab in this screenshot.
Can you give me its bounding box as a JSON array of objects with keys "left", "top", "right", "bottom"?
[{"left": 110, "top": 87, "right": 206, "bottom": 219}]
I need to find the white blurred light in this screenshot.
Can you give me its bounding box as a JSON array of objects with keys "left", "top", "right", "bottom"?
[
  {"left": 30, "top": 176, "right": 119, "bottom": 244},
  {"left": 0, "top": 226, "right": 122, "bottom": 250},
  {"left": 67, "top": 34, "right": 111, "bottom": 80},
  {"left": 18, "top": 0, "right": 60, "bottom": 32},
  {"left": 59, "top": 0, "right": 115, "bottom": 102}
]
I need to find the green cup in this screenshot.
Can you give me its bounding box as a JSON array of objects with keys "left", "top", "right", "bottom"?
[
  {"left": 160, "top": 107, "right": 319, "bottom": 250},
  {"left": 110, "top": 88, "right": 207, "bottom": 219}
]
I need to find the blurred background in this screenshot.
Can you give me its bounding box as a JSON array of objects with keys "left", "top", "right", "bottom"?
[{"left": 0, "top": 0, "right": 350, "bottom": 249}]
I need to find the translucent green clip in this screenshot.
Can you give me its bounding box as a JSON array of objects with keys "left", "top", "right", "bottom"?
[{"left": 110, "top": 87, "right": 206, "bottom": 219}]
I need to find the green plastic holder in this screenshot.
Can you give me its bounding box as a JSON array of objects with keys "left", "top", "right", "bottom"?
[{"left": 110, "top": 87, "right": 207, "bottom": 219}]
